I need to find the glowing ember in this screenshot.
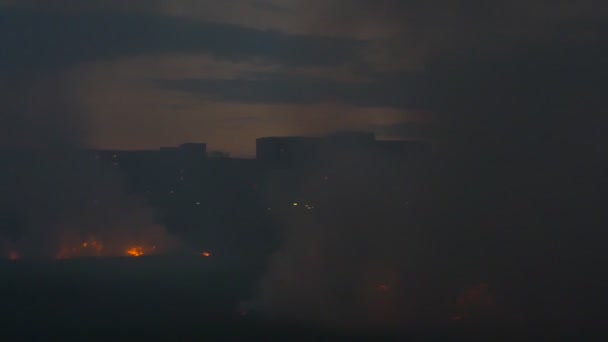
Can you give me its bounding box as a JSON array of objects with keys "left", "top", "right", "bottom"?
[
  {"left": 126, "top": 247, "right": 144, "bottom": 257},
  {"left": 201, "top": 251, "right": 211, "bottom": 257},
  {"left": 9, "top": 251, "right": 19, "bottom": 261},
  {"left": 55, "top": 240, "right": 159, "bottom": 259}
]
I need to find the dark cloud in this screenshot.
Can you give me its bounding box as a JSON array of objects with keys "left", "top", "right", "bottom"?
[
  {"left": 155, "top": 71, "right": 428, "bottom": 109},
  {"left": 0, "top": 7, "right": 364, "bottom": 74},
  {"left": 312, "top": 0, "right": 607, "bottom": 50},
  {"left": 0, "top": 0, "right": 162, "bottom": 12}
]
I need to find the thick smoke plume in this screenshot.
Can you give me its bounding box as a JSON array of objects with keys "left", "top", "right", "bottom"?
[
  {"left": 0, "top": 74, "right": 180, "bottom": 260},
  {"left": 242, "top": 142, "right": 457, "bottom": 334},
  {"left": 243, "top": 2, "right": 608, "bottom": 332}
]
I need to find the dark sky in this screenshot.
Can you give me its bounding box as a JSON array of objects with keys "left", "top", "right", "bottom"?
[{"left": 1, "top": 0, "right": 606, "bottom": 156}]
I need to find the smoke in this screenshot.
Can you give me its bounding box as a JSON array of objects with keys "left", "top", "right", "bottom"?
[
  {"left": 242, "top": 1, "right": 608, "bottom": 333},
  {"left": 0, "top": 73, "right": 180, "bottom": 260},
  {"left": 240, "top": 140, "right": 448, "bottom": 334}
]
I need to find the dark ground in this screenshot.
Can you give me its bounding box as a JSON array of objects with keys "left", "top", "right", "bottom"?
[{"left": 0, "top": 257, "right": 603, "bottom": 340}]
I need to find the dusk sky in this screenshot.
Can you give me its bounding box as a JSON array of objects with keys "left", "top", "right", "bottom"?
[{"left": 1, "top": 0, "right": 605, "bottom": 156}]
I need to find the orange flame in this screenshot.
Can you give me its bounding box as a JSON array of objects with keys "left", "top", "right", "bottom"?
[{"left": 126, "top": 247, "right": 144, "bottom": 257}]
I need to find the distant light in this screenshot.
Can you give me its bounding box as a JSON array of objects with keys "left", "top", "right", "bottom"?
[
  {"left": 293, "top": 202, "right": 298, "bottom": 206},
  {"left": 267, "top": 207, "right": 271, "bottom": 211},
  {"left": 202, "top": 251, "right": 211, "bottom": 257},
  {"left": 82, "top": 242, "right": 88, "bottom": 247},
  {"left": 195, "top": 201, "right": 201, "bottom": 205}
]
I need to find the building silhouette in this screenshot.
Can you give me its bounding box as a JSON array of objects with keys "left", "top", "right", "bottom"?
[
  {"left": 256, "top": 131, "right": 431, "bottom": 165},
  {"left": 1, "top": 134, "right": 431, "bottom": 263}
]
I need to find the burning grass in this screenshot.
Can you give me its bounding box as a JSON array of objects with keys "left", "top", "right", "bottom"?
[{"left": 50, "top": 236, "right": 164, "bottom": 260}]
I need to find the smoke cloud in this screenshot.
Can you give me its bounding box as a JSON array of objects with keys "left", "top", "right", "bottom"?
[
  {"left": 242, "top": 1, "right": 608, "bottom": 333},
  {"left": 0, "top": 72, "right": 180, "bottom": 260},
  {"left": 241, "top": 142, "right": 452, "bottom": 334}
]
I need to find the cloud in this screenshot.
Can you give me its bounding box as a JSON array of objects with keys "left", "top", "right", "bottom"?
[
  {"left": 154, "top": 71, "right": 429, "bottom": 109},
  {"left": 296, "top": 0, "right": 608, "bottom": 72},
  {"left": 0, "top": 0, "right": 162, "bottom": 12},
  {"left": 0, "top": 7, "right": 365, "bottom": 75},
  {"left": 3, "top": 0, "right": 605, "bottom": 158}
]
